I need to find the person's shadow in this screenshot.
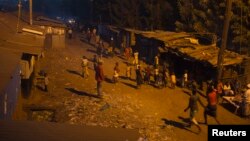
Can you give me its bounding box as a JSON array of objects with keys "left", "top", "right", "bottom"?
[
  {"left": 65, "top": 88, "right": 100, "bottom": 99},
  {"left": 66, "top": 69, "right": 82, "bottom": 77},
  {"left": 104, "top": 77, "right": 114, "bottom": 83},
  {"left": 121, "top": 82, "right": 137, "bottom": 89},
  {"left": 161, "top": 118, "right": 197, "bottom": 134}
]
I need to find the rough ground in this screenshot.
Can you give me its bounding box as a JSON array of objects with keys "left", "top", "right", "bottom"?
[{"left": 13, "top": 33, "right": 250, "bottom": 141}]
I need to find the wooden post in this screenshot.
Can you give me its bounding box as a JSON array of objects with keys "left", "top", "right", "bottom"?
[
  {"left": 29, "top": 0, "right": 33, "bottom": 25},
  {"left": 217, "top": 0, "right": 233, "bottom": 80},
  {"left": 17, "top": 1, "right": 21, "bottom": 33}
]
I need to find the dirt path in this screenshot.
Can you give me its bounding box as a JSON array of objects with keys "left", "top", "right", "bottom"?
[{"left": 13, "top": 33, "right": 250, "bottom": 141}]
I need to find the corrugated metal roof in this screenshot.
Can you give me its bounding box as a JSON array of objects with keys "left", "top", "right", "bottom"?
[{"left": 117, "top": 27, "right": 245, "bottom": 67}]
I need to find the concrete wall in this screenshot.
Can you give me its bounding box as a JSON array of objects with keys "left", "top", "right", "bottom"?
[
  {"left": 0, "top": 64, "right": 21, "bottom": 119},
  {"left": 20, "top": 55, "right": 35, "bottom": 79}
]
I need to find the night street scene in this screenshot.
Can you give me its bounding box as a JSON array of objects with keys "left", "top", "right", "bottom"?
[{"left": 0, "top": 0, "right": 250, "bottom": 141}]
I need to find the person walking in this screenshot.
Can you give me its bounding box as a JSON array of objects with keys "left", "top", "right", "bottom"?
[
  {"left": 204, "top": 87, "right": 220, "bottom": 125},
  {"left": 95, "top": 61, "right": 105, "bottom": 98},
  {"left": 184, "top": 88, "right": 204, "bottom": 133}
]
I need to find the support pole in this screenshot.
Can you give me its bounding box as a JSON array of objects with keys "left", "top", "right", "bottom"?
[
  {"left": 17, "top": 1, "right": 21, "bottom": 33},
  {"left": 29, "top": 0, "right": 33, "bottom": 25},
  {"left": 217, "top": 0, "right": 233, "bottom": 80}
]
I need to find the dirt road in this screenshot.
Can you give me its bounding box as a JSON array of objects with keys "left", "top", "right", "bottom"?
[{"left": 13, "top": 33, "right": 250, "bottom": 141}]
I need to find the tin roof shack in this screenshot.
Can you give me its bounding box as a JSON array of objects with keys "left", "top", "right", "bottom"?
[
  {"left": 0, "top": 41, "right": 44, "bottom": 96},
  {"left": 0, "top": 49, "right": 22, "bottom": 119},
  {"left": 109, "top": 27, "right": 140, "bottom": 51},
  {"left": 32, "top": 16, "right": 66, "bottom": 48},
  {"left": 0, "top": 11, "right": 45, "bottom": 96},
  {"left": 0, "top": 22, "right": 44, "bottom": 80},
  {"left": 135, "top": 31, "right": 247, "bottom": 87},
  {"left": 134, "top": 32, "right": 163, "bottom": 64}
]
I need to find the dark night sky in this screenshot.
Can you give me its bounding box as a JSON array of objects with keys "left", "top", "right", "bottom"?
[{"left": 32, "top": 0, "right": 91, "bottom": 20}]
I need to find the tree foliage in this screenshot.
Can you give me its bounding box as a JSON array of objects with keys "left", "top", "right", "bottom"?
[
  {"left": 175, "top": 0, "right": 250, "bottom": 51},
  {"left": 231, "top": 0, "right": 250, "bottom": 49},
  {"left": 175, "top": 0, "right": 225, "bottom": 35},
  {"left": 93, "top": 0, "right": 175, "bottom": 30}
]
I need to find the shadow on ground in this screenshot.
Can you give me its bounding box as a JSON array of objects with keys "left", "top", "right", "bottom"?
[
  {"left": 161, "top": 118, "right": 198, "bottom": 134},
  {"left": 66, "top": 69, "right": 82, "bottom": 77},
  {"left": 182, "top": 90, "right": 191, "bottom": 96},
  {"left": 65, "top": 87, "right": 100, "bottom": 98},
  {"left": 86, "top": 48, "right": 97, "bottom": 54},
  {"left": 178, "top": 116, "right": 204, "bottom": 125},
  {"left": 105, "top": 77, "right": 114, "bottom": 83},
  {"left": 121, "top": 82, "right": 137, "bottom": 89}
]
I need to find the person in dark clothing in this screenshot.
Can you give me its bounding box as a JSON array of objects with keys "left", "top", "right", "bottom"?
[
  {"left": 93, "top": 55, "right": 98, "bottom": 70},
  {"left": 162, "top": 67, "right": 169, "bottom": 88},
  {"left": 95, "top": 61, "right": 105, "bottom": 97},
  {"left": 97, "top": 40, "right": 104, "bottom": 57},
  {"left": 136, "top": 66, "right": 143, "bottom": 88},
  {"left": 87, "top": 28, "right": 91, "bottom": 43},
  {"left": 44, "top": 73, "right": 49, "bottom": 92},
  {"left": 184, "top": 88, "right": 204, "bottom": 133},
  {"left": 144, "top": 65, "right": 151, "bottom": 84}
]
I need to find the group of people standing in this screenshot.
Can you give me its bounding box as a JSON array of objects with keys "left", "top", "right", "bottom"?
[{"left": 80, "top": 28, "right": 250, "bottom": 128}]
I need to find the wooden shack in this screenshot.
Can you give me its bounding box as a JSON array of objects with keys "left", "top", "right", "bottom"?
[
  {"left": 33, "top": 16, "right": 66, "bottom": 48},
  {"left": 0, "top": 11, "right": 45, "bottom": 98},
  {"left": 135, "top": 30, "right": 248, "bottom": 87}
]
